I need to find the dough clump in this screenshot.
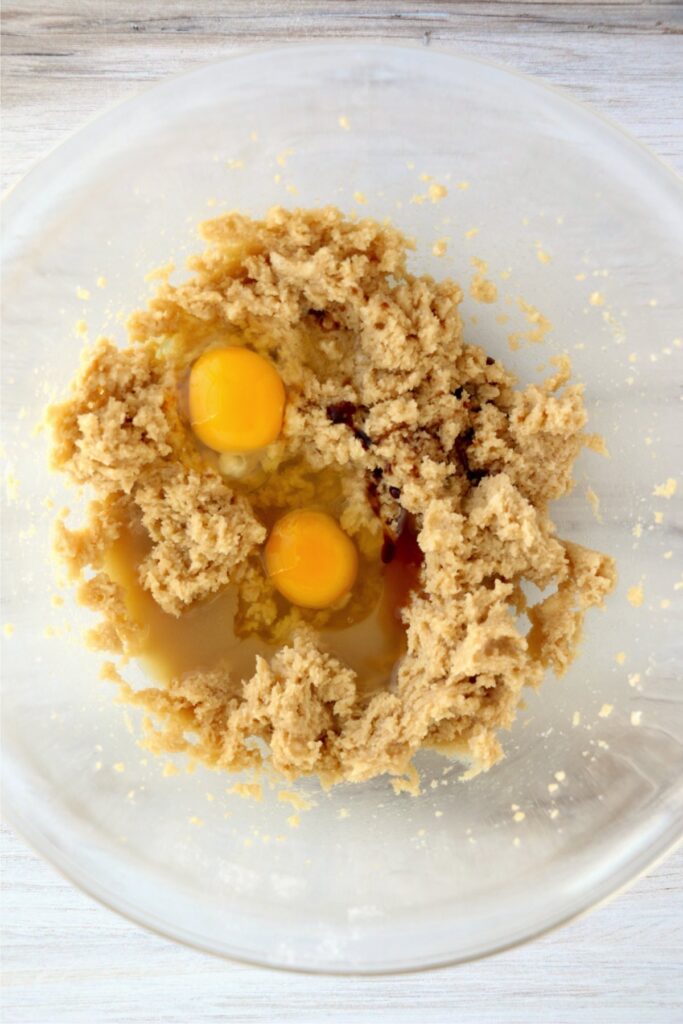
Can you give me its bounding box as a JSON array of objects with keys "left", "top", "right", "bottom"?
[{"left": 50, "top": 207, "right": 615, "bottom": 788}]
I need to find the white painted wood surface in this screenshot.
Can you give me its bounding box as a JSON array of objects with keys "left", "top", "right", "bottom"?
[{"left": 2, "top": 3, "right": 682, "bottom": 1022}]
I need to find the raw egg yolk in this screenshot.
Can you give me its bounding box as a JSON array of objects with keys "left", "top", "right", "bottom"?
[
  {"left": 264, "top": 509, "right": 359, "bottom": 610},
  {"left": 189, "top": 346, "right": 285, "bottom": 454}
]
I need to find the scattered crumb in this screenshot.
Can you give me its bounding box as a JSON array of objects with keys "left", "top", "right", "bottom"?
[
  {"left": 162, "top": 761, "right": 179, "bottom": 777},
  {"left": 630, "top": 711, "right": 642, "bottom": 727},
  {"left": 206, "top": 792, "right": 215, "bottom": 802},
  {"left": 513, "top": 836, "right": 521, "bottom": 847},
  {"left": 513, "top": 810, "right": 525, "bottom": 823},
  {"left": 554, "top": 771, "right": 566, "bottom": 782},
  {"left": 76, "top": 287, "right": 90, "bottom": 301},
  {"left": 615, "top": 652, "right": 626, "bottom": 665},
  {"left": 50, "top": 594, "right": 64, "bottom": 608},
  {"left": 96, "top": 276, "right": 107, "bottom": 289},
  {"left": 287, "top": 814, "right": 301, "bottom": 829},
  {"left": 575, "top": 273, "right": 587, "bottom": 281},
  {"left": 663, "top": 550, "right": 673, "bottom": 560},
  {"left": 627, "top": 583, "right": 644, "bottom": 608},
  {"left": 654, "top": 511, "right": 664, "bottom": 525},
  {"left": 428, "top": 183, "right": 448, "bottom": 203},
  {"left": 632, "top": 522, "right": 643, "bottom": 539},
  {"left": 469, "top": 258, "right": 498, "bottom": 304},
  {"left": 285, "top": 183, "right": 298, "bottom": 195},
  {"left": 549, "top": 808, "right": 560, "bottom": 820},
  {"left": 188, "top": 816, "right": 204, "bottom": 826},
  {"left": 432, "top": 238, "right": 448, "bottom": 257},
  {"left": 3, "top": 623, "right": 15, "bottom": 638},
  {"left": 572, "top": 711, "right": 581, "bottom": 727},
  {"left": 277, "top": 790, "right": 313, "bottom": 812},
  {"left": 598, "top": 703, "right": 614, "bottom": 718},
  {"left": 464, "top": 227, "right": 479, "bottom": 240},
  {"left": 391, "top": 766, "right": 421, "bottom": 796},
  {"left": 456, "top": 181, "right": 470, "bottom": 190},
  {"left": 113, "top": 762, "right": 125, "bottom": 773},
  {"left": 74, "top": 319, "right": 88, "bottom": 338},
  {"left": 276, "top": 148, "right": 294, "bottom": 168},
  {"left": 628, "top": 673, "right": 641, "bottom": 688},
  {"left": 338, "top": 115, "right": 351, "bottom": 131},
  {"left": 535, "top": 244, "right": 551, "bottom": 265},
  {"left": 597, "top": 739, "right": 610, "bottom": 750},
  {"left": 338, "top": 807, "right": 350, "bottom": 819},
  {"left": 144, "top": 261, "right": 175, "bottom": 283},
  {"left": 507, "top": 298, "right": 552, "bottom": 350},
  {"left": 586, "top": 487, "right": 603, "bottom": 523},
  {"left": 353, "top": 191, "right": 367, "bottom": 205},
  {"left": 589, "top": 292, "right": 605, "bottom": 307},
  {"left": 434, "top": 810, "right": 443, "bottom": 818},
  {"left": 547, "top": 783, "right": 559, "bottom": 794},
  {"left": 660, "top": 598, "right": 671, "bottom": 610},
  {"left": 653, "top": 478, "right": 677, "bottom": 499},
  {"left": 230, "top": 782, "right": 263, "bottom": 801}
]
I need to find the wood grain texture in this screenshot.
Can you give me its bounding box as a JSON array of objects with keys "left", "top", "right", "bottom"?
[
  {"left": 2, "top": 0, "right": 683, "bottom": 193},
  {"left": 2, "top": 825, "right": 682, "bottom": 1024},
  {"left": 1, "top": 3, "right": 682, "bottom": 1022}
]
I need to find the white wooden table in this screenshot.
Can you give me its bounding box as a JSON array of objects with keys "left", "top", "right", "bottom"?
[{"left": 2, "top": 4, "right": 682, "bottom": 1022}]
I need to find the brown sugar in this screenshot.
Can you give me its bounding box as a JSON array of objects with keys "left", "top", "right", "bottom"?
[{"left": 48, "top": 206, "right": 616, "bottom": 788}]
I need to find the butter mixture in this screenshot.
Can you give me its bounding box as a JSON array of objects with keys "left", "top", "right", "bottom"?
[{"left": 49, "top": 206, "right": 616, "bottom": 788}]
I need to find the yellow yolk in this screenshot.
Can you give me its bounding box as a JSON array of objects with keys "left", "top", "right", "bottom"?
[
  {"left": 264, "top": 509, "right": 359, "bottom": 609},
  {"left": 189, "top": 346, "right": 285, "bottom": 453}
]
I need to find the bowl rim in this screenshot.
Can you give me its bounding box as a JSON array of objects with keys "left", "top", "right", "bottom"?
[{"left": 2, "top": 38, "right": 682, "bottom": 976}]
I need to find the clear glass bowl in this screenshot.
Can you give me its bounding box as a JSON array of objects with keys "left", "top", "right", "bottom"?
[{"left": 2, "top": 43, "right": 682, "bottom": 974}]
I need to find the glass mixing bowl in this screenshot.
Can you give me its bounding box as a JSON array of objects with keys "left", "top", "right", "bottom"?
[{"left": 2, "top": 43, "right": 682, "bottom": 974}]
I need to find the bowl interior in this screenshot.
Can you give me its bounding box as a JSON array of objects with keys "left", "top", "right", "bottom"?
[{"left": 2, "top": 44, "right": 682, "bottom": 972}]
